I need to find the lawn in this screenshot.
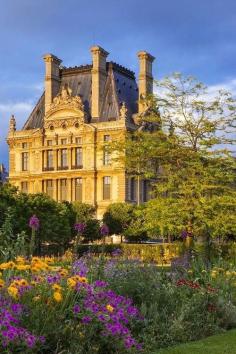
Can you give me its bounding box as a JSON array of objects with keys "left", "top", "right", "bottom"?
[{"left": 155, "top": 329, "right": 236, "bottom": 354}]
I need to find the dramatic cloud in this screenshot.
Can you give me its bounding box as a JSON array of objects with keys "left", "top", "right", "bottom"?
[{"left": 0, "top": 100, "right": 33, "bottom": 167}]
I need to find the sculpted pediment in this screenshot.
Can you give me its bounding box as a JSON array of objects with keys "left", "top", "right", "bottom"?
[
  {"left": 44, "top": 84, "right": 87, "bottom": 130},
  {"left": 45, "top": 84, "right": 86, "bottom": 120}
]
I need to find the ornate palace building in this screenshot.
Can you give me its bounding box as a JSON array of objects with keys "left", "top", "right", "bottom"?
[{"left": 7, "top": 46, "right": 155, "bottom": 218}]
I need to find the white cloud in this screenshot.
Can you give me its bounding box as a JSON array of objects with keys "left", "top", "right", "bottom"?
[
  {"left": 208, "top": 78, "right": 236, "bottom": 96},
  {"left": 0, "top": 101, "right": 33, "bottom": 113}
]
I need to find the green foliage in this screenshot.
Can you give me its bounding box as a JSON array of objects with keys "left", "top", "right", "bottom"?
[
  {"left": 111, "top": 73, "right": 236, "bottom": 241},
  {"left": 82, "top": 219, "right": 101, "bottom": 243},
  {"left": 0, "top": 185, "right": 77, "bottom": 253},
  {"left": 0, "top": 208, "right": 28, "bottom": 261},
  {"left": 103, "top": 202, "right": 134, "bottom": 235},
  {"left": 73, "top": 201, "right": 95, "bottom": 222}
]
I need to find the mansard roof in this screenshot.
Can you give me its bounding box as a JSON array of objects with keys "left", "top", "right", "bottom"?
[{"left": 23, "top": 61, "right": 138, "bottom": 130}]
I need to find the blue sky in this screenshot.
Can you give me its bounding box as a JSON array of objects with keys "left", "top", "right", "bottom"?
[{"left": 0, "top": 0, "right": 236, "bottom": 167}]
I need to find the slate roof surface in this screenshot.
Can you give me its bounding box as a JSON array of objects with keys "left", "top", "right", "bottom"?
[{"left": 23, "top": 62, "right": 138, "bottom": 130}]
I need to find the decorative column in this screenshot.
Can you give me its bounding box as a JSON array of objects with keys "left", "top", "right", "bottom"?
[
  {"left": 53, "top": 179, "right": 57, "bottom": 201},
  {"left": 67, "top": 178, "right": 72, "bottom": 202}
]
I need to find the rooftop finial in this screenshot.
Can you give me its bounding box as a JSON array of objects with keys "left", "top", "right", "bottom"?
[{"left": 9, "top": 114, "right": 16, "bottom": 132}]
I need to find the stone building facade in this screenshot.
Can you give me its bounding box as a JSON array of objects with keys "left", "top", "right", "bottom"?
[{"left": 7, "top": 46, "right": 155, "bottom": 218}]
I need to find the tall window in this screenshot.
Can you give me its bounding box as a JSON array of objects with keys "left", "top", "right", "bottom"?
[
  {"left": 61, "top": 138, "right": 67, "bottom": 145},
  {"left": 75, "top": 178, "right": 82, "bottom": 201},
  {"left": 103, "top": 176, "right": 111, "bottom": 200},
  {"left": 47, "top": 140, "right": 53, "bottom": 146},
  {"left": 21, "top": 181, "right": 28, "bottom": 193},
  {"left": 75, "top": 147, "right": 83, "bottom": 167},
  {"left": 61, "top": 149, "right": 67, "bottom": 168},
  {"left": 103, "top": 135, "right": 111, "bottom": 165},
  {"left": 46, "top": 180, "right": 53, "bottom": 198},
  {"left": 143, "top": 180, "right": 148, "bottom": 202},
  {"left": 47, "top": 150, "right": 53, "bottom": 169},
  {"left": 22, "top": 152, "right": 29, "bottom": 171},
  {"left": 60, "top": 179, "right": 67, "bottom": 201},
  {"left": 130, "top": 177, "right": 136, "bottom": 201}
]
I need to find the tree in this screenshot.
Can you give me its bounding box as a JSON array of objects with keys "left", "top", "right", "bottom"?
[
  {"left": 111, "top": 73, "right": 236, "bottom": 242},
  {"left": 82, "top": 219, "right": 101, "bottom": 243},
  {"left": 73, "top": 202, "right": 96, "bottom": 223},
  {"left": 124, "top": 205, "right": 148, "bottom": 242},
  {"left": 103, "top": 203, "right": 134, "bottom": 236}
]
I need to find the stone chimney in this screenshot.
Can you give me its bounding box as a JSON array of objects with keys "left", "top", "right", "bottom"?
[
  {"left": 137, "top": 51, "right": 155, "bottom": 113},
  {"left": 43, "top": 54, "right": 62, "bottom": 114},
  {"left": 90, "top": 46, "right": 109, "bottom": 119}
]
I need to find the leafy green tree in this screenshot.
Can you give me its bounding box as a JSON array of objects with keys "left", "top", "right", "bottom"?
[
  {"left": 73, "top": 202, "right": 96, "bottom": 222},
  {"left": 83, "top": 219, "right": 101, "bottom": 243},
  {"left": 112, "top": 73, "right": 236, "bottom": 242},
  {"left": 124, "top": 205, "right": 148, "bottom": 242},
  {"left": 103, "top": 203, "right": 134, "bottom": 236}
]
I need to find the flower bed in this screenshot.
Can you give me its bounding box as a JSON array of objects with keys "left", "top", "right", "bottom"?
[{"left": 0, "top": 252, "right": 236, "bottom": 353}]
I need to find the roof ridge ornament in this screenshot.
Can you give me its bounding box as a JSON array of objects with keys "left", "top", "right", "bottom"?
[
  {"left": 9, "top": 114, "right": 16, "bottom": 133},
  {"left": 45, "top": 83, "right": 85, "bottom": 117}
]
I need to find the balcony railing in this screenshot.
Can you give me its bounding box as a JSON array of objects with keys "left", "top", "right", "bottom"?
[
  {"left": 58, "top": 166, "right": 68, "bottom": 170},
  {"left": 71, "top": 165, "right": 83, "bottom": 170},
  {"left": 43, "top": 167, "right": 54, "bottom": 172}
]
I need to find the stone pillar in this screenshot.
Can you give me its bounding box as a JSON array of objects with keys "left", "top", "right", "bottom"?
[
  {"left": 58, "top": 179, "right": 61, "bottom": 202},
  {"left": 53, "top": 149, "right": 57, "bottom": 170},
  {"left": 67, "top": 178, "right": 72, "bottom": 202},
  {"left": 43, "top": 54, "right": 62, "bottom": 114},
  {"left": 137, "top": 51, "right": 155, "bottom": 113},
  {"left": 53, "top": 179, "right": 57, "bottom": 201},
  {"left": 90, "top": 46, "right": 109, "bottom": 119},
  {"left": 71, "top": 178, "right": 74, "bottom": 202},
  {"left": 68, "top": 148, "right": 72, "bottom": 170}
]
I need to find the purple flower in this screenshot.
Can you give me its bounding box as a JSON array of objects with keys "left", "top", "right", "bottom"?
[
  {"left": 100, "top": 224, "right": 109, "bottom": 236},
  {"left": 74, "top": 222, "right": 86, "bottom": 234},
  {"left": 73, "top": 304, "right": 80, "bottom": 314},
  {"left": 29, "top": 215, "right": 39, "bottom": 230},
  {"left": 181, "top": 230, "right": 188, "bottom": 239},
  {"left": 81, "top": 315, "right": 92, "bottom": 324},
  {"left": 112, "top": 248, "right": 122, "bottom": 257}
]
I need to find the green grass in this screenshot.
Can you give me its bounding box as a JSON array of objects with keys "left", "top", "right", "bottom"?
[{"left": 155, "top": 330, "right": 236, "bottom": 354}]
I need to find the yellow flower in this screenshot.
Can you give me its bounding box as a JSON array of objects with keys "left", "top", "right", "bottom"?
[
  {"left": 8, "top": 286, "right": 19, "bottom": 299},
  {"left": 16, "top": 256, "right": 25, "bottom": 264},
  {"left": 106, "top": 304, "right": 114, "bottom": 313},
  {"left": 19, "top": 279, "right": 29, "bottom": 287},
  {"left": 0, "top": 261, "right": 15, "bottom": 270},
  {"left": 52, "top": 284, "right": 62, "bottom": 292},
  {"left": 16, "top": 265, "right": 30, "bottom": 271},
  {"left": 187, "top": 270, "right": 193, "bottom": 274},
  {"left": 53, "top": 291, "right": 62, "bottom": 302},
  {"left": 0, "top": 279, "right": 5, "bottom": 288},
  {"left": 59, "top": 268, "right": 69, "bottom": 277},
  {"left": 67, "top": 278, "right": 76, "bottom": 288},
  {"left": 211, "top": 271, "right": 217, "bottom": 278},
  {"left": 78, "top": 276, "right": 88, "bottom": 284}
]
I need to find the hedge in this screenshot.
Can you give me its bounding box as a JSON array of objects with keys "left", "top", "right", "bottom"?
[{"left": 76, "top": 242, "right": 236, "bottom": 264}]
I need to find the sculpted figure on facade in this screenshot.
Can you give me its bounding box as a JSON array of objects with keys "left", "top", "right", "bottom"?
[{"left": 119, "top": 102, "right": 128, "bottom": 122}]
